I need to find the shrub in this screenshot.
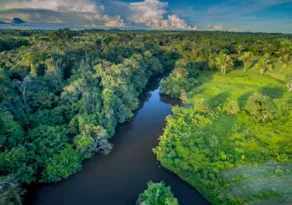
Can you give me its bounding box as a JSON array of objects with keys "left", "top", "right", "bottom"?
[
  {"left": 194, "top": 98, "right": 211, "bottom": 114},
  {"left": 41, "top": 145, "right": 81, "bottom": 182},
  {"left": 244, "top": 92, "right": 276, "bottom": 122},
  {"left": 137, "top": 182, "right": 179, "bottom": 205},
  {"left": 224, "top": 99, "right": 240, "bottom": 115}
]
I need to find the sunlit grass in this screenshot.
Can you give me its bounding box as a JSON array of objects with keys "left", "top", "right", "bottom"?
[
  {"left": 189, "top": 63, "right": 291, "bottom": 107},
  {"left": 155, "top": 62, "right": 292, "bottom": 205}
]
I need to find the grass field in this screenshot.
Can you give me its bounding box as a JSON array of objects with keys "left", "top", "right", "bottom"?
[
  {"left": 154, "top": 62, "right": 292, "bottom": 204},
  {"left": 188, "top": 63, "right": 291, "bottom": 107}
]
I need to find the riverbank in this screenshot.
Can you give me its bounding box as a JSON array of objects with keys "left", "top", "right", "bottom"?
[
  {"left": 24, "top": 74, "right": 208, "bottom": 205},
  {"left": 154, "top": 65, "right": 292, "bottom": 205}
]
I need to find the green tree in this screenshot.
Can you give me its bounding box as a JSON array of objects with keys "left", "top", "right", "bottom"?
[
  {"left": 279, "top": 54, "right": 291, "bottom": 73},
  {"left": 263, "top": 43, "right": 276, "bottom": 58},
  {"left": 244, "top": 92, "right": 276, "bottom": 122},
  {"left": 137, "top": 182, "right": 179, "bottom": 205},
  {"left": 74, "top": 135, "right": 95, "bottom": 159},
  {"left": 235, "top": 44, "right": 244, "bottom": 54},
  {"left": 255, "top": 58, "right": 273, "bottom": 76},
  {"left": 238, "top": 52, "right": 253, "bottom": 72},
  {"left": 13, "top": 75, "right": 32, "bottom": 109},
  {"left": 287, "top": 75, "right": 292, "bottom": 92},
  {"left": 215, "top": 54, "right": 234, "bottom": 74},
  {"left": 194, "top": 98, "right": 211, "bottom": 114},
  {"left": 223, "top": 99, "right": 240, "bottom": 115},
  {"left": 0, "top": 175, "right": 23, "bottom": 205},
  {"left": 41, "top": 145, "right": 81, "bottom": 182},
  {"left": 27, "top": 125, "right": 69, "bottom": 167}
]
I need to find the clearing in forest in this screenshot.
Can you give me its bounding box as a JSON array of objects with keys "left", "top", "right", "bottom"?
[{"left": 155, "top": 62, "right": 292, "bottom": 205}]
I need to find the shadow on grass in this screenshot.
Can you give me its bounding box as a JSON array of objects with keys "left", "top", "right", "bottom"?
[
  {"left": 203, "top": 114, "right": 236, "bottom": 138},
  {"left": 250, "top": 59, "right": 258, "bottom": 69},
  {"left": 238, "top": 92, "right": 253, "bottom": 107},
  {"left": 260, "top": 86, "right": 285, "bottom": 98},
  {"left": 209, "top": 91, "right": 231, "bottom": 107}
]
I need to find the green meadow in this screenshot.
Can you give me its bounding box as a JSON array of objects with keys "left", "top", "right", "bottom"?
[{"left": 155, "top": 62, "right": 292, "bottom": 205}]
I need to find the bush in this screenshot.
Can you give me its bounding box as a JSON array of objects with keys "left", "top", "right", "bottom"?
[
  {"left": 244, "top": 92, "right": 276, "bottom": 122},
  {"left": 41, "top": 145, "right": 81, "bottom": 182},
  {"left": 74, "top": 135, "right": 95, "bottom": 159},
  {"left": 137, "top": 182, "right": 179, "bottom": 205},
  {"left": 223, "top": 99, "right": 240, "bottom": 115},
  {"left": 194, "top": 98, "right": 211, "bottom": 114}
]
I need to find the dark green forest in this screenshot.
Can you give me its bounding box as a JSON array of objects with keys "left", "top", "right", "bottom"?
[{"left": 0, "top": 29, "right": 291, "bottom": 205}]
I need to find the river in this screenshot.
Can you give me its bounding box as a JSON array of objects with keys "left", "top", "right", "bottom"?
[{"left": 25, "top": 74, "right": 209, "bottom": 205}]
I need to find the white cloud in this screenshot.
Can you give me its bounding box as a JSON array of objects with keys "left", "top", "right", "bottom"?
[
  {"left": 1, "top": 0, "right": 97, "bottom": 13},
  {"left": 129, "top": 0, "right": 198, "bottom": 30},
  {"left": 0, "top": 0, "right": 124, "bottom": 27},
  {"left": 0, "top": 0, "right": 198, "bottom": 30},
  {"left": 100, "top": 15, "right": 124, "bottom": 27},
  {"left": 213, "top": 25, "right": 224, "bottom": 30}
]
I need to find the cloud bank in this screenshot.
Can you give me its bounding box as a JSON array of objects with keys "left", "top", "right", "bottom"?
[
  {"left": 213, "top": 25, "right": 224, "bottom": 31},
  {"left": 1, "top": 0, "right": 289, "bottom": 32},
  {"left": 1, "top": 0, "right": 98, "bottom": 13},
  {"left": 0, "top": 0, "right": 198, "bottom": 30},
  {"left": 0, "top": 0, "right": 124, "bottom": 28},
  {"left": 129, "top": 0, "right": 198, "bottom": 30}
]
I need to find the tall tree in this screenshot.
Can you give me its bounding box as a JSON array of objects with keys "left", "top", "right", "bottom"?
[
  {"left": 279, "top": 54, "right": 291, "bottom": 73},
  {"left": 215, "top": 54, "right": 234, "bottom": 74},
  {"left": 255, "top": 58, "right": 273, "bottom": 76},
  {"left": 287, "top": 75, "right": 292, "bottom": 92},
  {"left": 239, "top": 52, "right": 253, "bottom": 72},
  {"left": 235, "top": 44, "right": 244, "bottom": 54}
]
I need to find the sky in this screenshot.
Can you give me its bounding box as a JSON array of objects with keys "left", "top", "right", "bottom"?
[{"left": 0, "top": 0, "right": 292, "bottom": 33}]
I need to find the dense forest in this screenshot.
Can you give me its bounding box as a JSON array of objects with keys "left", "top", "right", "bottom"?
[
  {"left": 0, "top": 29, "right": 178, "bottom": 204},
  {"left": 0, "top": 29, "right": 291, "bottom": 205}
]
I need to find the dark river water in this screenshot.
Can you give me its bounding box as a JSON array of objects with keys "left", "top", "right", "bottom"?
[{"left": 25, "top": 75, "right": 209, "bottom": 205}]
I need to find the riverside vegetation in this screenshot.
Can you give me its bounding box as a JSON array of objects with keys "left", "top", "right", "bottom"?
[
  {"left": 0, "top": 29, "right": 291, "bottom": 204},
  {"left": 154, "top": 33, "right": 292, "bottom": 204},
  {"left": 137, "top": 182, "right": 179, "bottom": 205}
]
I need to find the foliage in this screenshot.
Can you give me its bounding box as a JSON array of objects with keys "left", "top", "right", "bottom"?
[
  {"left": 223, "top": 99, "right": 240, "bottom": 115},
  {"left": 41, "top": 145, "right": 82, "bottom": 183},
  {"left": 255, "top": 57, "right": 273, "bottom": 76},
  {"left": 137, "top": 182, "right": 179, "bottom": 205},
  {"left": 244, "top": 92, "right": 276, "bottom": 122},
  {"left": 238, "top": 52, "right": 253, "bottom": 72},
  {"left": 0, "top": 29, "right": 292, "bottom": 204},
  {"left": 279, "top": 54, "right": 291, "bottom": 73},
  {"left": 215, "top": 54, "right": 234, "bottom": 74},
  {"left": 155, "top": 64, "right": 292, "bottom": 204},
  {"left": 0, "top": 175, "right": 23, "bottom": 205},
  {"left": 0, "top": 29, "right": 176, "bottom": 203},
  {"left": 160, "top": 60, "right": 201, "bottom": 98},
  {"left": 194, "top": 97, "right": 211, "bottom": 114}
]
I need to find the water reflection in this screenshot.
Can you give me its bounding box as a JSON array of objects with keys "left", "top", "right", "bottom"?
[{"left": 159, "top": 93, "right": 181, "bottom": 106}]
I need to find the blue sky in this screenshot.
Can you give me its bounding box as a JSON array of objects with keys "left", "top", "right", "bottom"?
[{"left": 0, "top": 0, "right": 291, "bottom": 33}]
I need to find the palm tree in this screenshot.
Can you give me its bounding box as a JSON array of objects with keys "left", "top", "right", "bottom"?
[
  {"left": 255, "top": 58, "right": 273, "bottom": 76},
  {"left": 263, "top": 43, "right": 275, "bottom": 58},
  {"left": 236, "top": 44, "right": 244, "bottom": 54},
  {"left": 287, "top": 75, "right": 292, "bottom": 92},
  {"left": 287, "top": 82, "right": 292, "bottom": 92},
  {"left": 279, "top": 54, "right": 291, "bottom": 73},
  {"left": 239, "top": 52, "right": 253, "bottom": 72},
  {"left": 215, "top": 54, "right": 234, "bottom": 74}
]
